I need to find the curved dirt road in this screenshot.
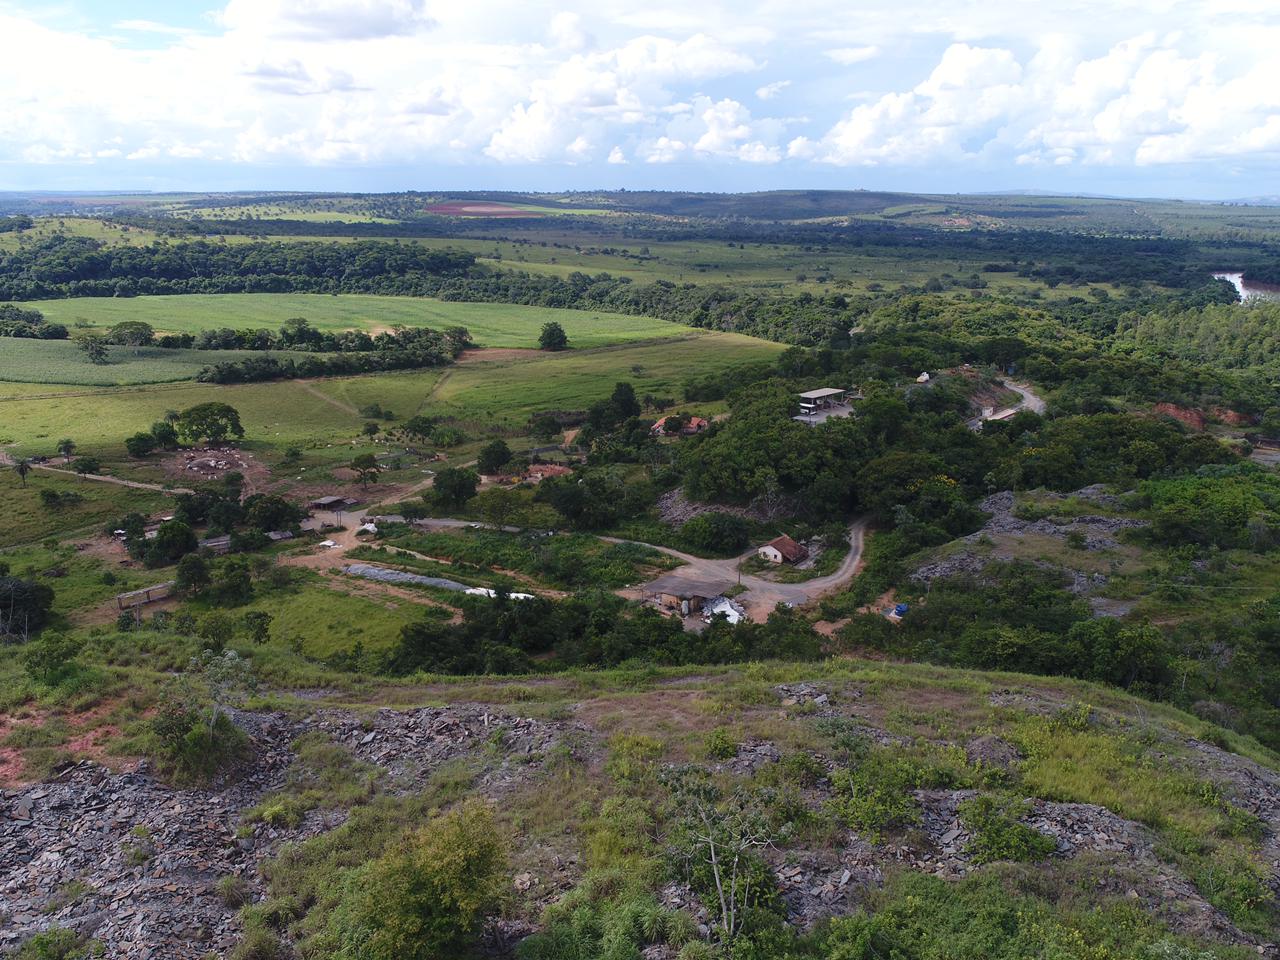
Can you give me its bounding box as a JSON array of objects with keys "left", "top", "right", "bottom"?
[{"left": 606, "top": 519, "right": 869, "bottom": 622}]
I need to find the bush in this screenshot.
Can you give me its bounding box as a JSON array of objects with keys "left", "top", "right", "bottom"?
[
  {"left": 959, "top": 795, "right": 1057, "bottom": 865},
  {"left": 228, "top": 929, "right": 284, "bottom": 960},
  {"left": 320, "top": 801, "right": 506, "bottom": 960},
  {"left": 217, "top": 874, "right": 252, "bottom": 908},
  {"left": 704, "top": 727, "right": 738, "bottom": 761},
  {"left": 149, "top": 702, "right": 248, "bottom": 782},
  {"left": 20, "top": 632, "right": 80, "bottom": 685},
  {"left": 680, "top": 512, "right": 751, "bottom": 554},
  {"left": 10, "top": 927, "right": 103, "bottom": 959}
]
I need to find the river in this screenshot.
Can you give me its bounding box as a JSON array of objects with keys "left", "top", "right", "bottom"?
[{"left": 1212, "top": 272, "right": 1280, "bottom": 302}]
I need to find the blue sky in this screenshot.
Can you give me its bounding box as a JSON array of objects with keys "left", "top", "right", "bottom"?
[{"left": 1, "top": 0, "right": 1278, "bottom": 199}]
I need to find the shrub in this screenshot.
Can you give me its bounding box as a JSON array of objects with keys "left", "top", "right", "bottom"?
[
  {"left": 704, "top": 727, "right": 738, "bottom": 761},
  {"left": 10, "top": 927, "right": 103, "bottom": 959},
  {"left": 320, "top": 802, "right": 506, "bottom": 960},
  {"left": 959, "top": 795, "right": 1057, "bottom": 865},
  {"left": 20, "top": 632, "right": 80, "bottom": 685},
  {"left": 217, "top": 874, "right": 252, "bottom": 908},
  {"left": 680, "top": 512, "right": 751, "bottom": 554},
  {"left": 228, "top": 929, "right": 284, "bottom": 960},
  {"left": 149, "top": 701, "right": 248, "bottom": 782}
]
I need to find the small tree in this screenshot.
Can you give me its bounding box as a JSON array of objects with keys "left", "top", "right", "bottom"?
[
  {"left": 362, "top": 421, "right": 381, "bottom": 437},
  {"left": 476, "top": 440, "right": 512, "bottom": 476},
  {"left": 125, "top": 432, "right": 157, "bottom": 458},
  {"left": 529, "top": 413, "right": 561, "bottom": 443},
  {"left": 78, "top": 336, "right": 109, "bottom": 364},
  {"left": 538, "top": 321, "right": 568, "bottom": 351},
  {"left": 351, "top": 453, "right": 381, "bottom": 487},
  {"left": 431, "top": 467, "right": 479, "bottom": 510},
  {"left": 56, "top": 438, "right": 76, "bottom": 462},
  {"left": 243, "top": 611, "right": 272, "bottom": 644},
  {"left": 70, "top": 456, "right": 100, "bottom": 478},
  {"left": 107, "top": 320, "right": 155, "bottom": 354},
  {"left": 150, "top": 421, "right": 179, "bottom": 449},
  {"left": 20, "top": 632, "right": 79, "bottom": 685},
  {"left": 477, "top": 488, "right": 523, "bottom": 531},
  {"left": 12, "top": 458, "right": 30, "bottom": 487},
  {"left": 663, "top": 767, "right": 786, "bottom": 942},
  {"left": 175, "top": 553, "right": 211, "bottom": 595}
]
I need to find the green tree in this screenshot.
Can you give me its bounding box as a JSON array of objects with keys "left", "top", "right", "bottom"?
[
  {"left": 125, "top": 432, "right": 157, "bottom": 458},
  {"left": 107, "top": 320, "right": 155, "bottom": 354},
  {"left": 529, "top": 413, "right": 561, "bottom": 442},
  {"left": 19, "top": 633, "right": 78, "bottom": 685},
  {"left": 476, "top": 439, "right": 512, "bottom": 475},
  {"left": 175, "top": 553, "right": 210, "bottom": 595},
  {"left": 70, "top": 456, "right": 100, "bottom": 479},
  {"left": 12, "top": 457, "right": 30, "bottom": 487},
  {"left": 56, "top": 438, "right": 76, "bottom": 462},
  {"left": 150, "top": 421, "right": 179, "bottom": 449},
  {"left": 145, "top": 520, "right": 197, "bottom": 567},
  {"left": 77, "top": 336, "right": 109, "bottom": 364},
  {"left": 476, "top": 487, "right": 523, "bottom": 530},
  {"left": 0, "top": 575, "right": 56, "bottom": 638},
  {"left": 322, "top": 803, "right": 506, "bottom": 960},
  {"left": 538, "top": 320, "right": 568, "bottom": 351},
  {"left": 350, "top": 453, "right": 381, "bottom": 487},
  {"left": 176, "top": 402, "right": 245, "bottom": 444},
  {"left": 362, "top": 421, "right": 381, "bottom": 437},
  {"left": 431, "top": 467, "right": 479, "bottom": 510},
  {"left": 243, "top": 611, "right": 272, "bottom": 644}
]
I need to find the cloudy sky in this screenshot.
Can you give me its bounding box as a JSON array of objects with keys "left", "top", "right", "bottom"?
[{"left": 1, "top": 0, "right": 1278, "bottom": 197}]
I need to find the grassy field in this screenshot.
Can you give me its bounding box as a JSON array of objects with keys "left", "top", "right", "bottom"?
[
  {"left": 19, "top": 294, "right": 694, "bottom": 348},
  {"left": 0, "top": 378, "right": 365, "bottom": 457},
  {"left": 0, "top": 470, "right": 167, "bottom": 549},
  {"left": 0, "top": 329, "right": 781, "bottom": 453},
  {"left": 0, "top": 338, "right": 322, "bottom": 386},
  {"left": 0, "top": 218, "right": 163, "bottom": 252},
  {"left": 315, "top": 330, "right": 784, "bottom": 429},
  {"left": 232, "top": 575, "right": 423, "bottom": 658}
]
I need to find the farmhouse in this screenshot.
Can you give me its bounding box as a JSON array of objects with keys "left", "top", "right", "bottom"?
[
  {"left": 650, "top": 415, "right": 709, "bottom": 437},
  {"left": 265, "top": 530, "right": 295, "bottom": 542},
  {"left": 758, "top": 534, "right": 808, "bottom": 565},
  {"left": 645, "top": 571, "right": 737, "bottom": 617}
]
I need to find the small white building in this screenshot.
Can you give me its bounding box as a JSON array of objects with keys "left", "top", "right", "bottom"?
[{"left": 757, "top": 534, "right": 808, "bottom": 565}]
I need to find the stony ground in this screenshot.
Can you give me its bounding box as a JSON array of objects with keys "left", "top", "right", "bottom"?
[{"left": 2, "top": 680, "right": 1277, "bottom": 958}]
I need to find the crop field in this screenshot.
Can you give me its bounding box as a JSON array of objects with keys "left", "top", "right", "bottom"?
[
  {"left": 0, "top": 338, "right": 323, "bottom": 386},
  {"left": 18, "top": 294, "right": 693, "bottom": 348}
]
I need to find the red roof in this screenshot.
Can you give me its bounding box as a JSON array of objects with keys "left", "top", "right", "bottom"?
[
  {"left": 525, "top": 463, "right": 573, "bottom": 480},
  {"left": 764, "top": 534, "right": 808, "bottom": 563}
]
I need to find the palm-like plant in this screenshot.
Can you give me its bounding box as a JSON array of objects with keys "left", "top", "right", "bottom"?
[
  {"left": 56, "top": 438, "right": 76, "bottom": 462},
  {"left": 12, "top": 458, "right": 30, "bottom": 487}
]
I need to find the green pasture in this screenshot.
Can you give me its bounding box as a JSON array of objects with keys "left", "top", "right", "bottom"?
[
  {"left": 0, "top": 217, "right": 163, "bottom": 252},
  {"left": 0, "top": 338, "right": 321, "bottom": 386},
  {"left": 0, "top": 327, "right": 779, "bottom": 453},
  {"left": 0, "top": 378, "right": 364, "bottom": 456},
  {"left": 315, "top": 329, "right": 784, "bottom": 429},
  {"left": 0, "top": 470, "right": 167, "bottom": 550},
  {"left": 18, "top": 294, "right": 693, "bottom": 348}
]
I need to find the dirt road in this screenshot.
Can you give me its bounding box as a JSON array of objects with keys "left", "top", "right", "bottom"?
[
  {"left": 606, "top": 519, "right": 869, "bottom": 622},
  {"left": 967, "top": 378, "right": 1046, "bottom": 429},
  {"left": 0, "top": 451, "right": 193, "bottom": 495}
]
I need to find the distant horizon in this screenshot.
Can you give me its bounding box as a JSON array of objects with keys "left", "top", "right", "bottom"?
[
  {"left": 3, "top": 1, "right": 1279, "bottom": 201},
  {"left": 2, "top": 184, "right": 1277, "bottom": 208}
]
